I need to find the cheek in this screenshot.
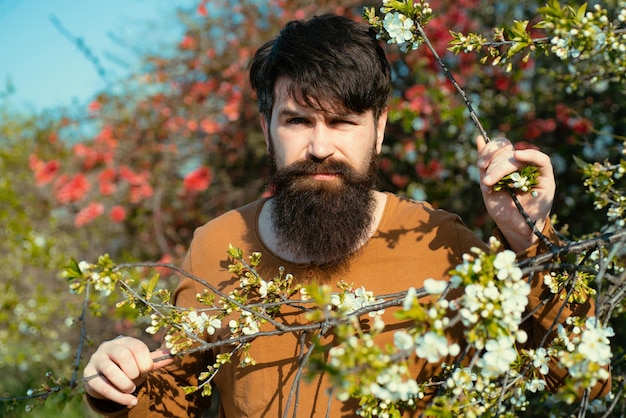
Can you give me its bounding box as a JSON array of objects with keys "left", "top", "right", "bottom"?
[{"left": 273, "top": 139, "right": 306, "bottom": 166}]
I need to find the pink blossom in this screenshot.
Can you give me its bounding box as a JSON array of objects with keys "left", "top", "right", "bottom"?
[
  {"left": 109, "top": 205, "right": 126, "bottom": 223},
  {"left": 75, "top": 202, "right": 104, "bottom": 227}
]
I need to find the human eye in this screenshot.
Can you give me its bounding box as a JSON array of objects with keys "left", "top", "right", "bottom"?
[
  {"left": 330, "top": 117, "right": 358, "bottom": 127},
  {"left": 287, "top": 117, "right": 307, "bottom": 125}
]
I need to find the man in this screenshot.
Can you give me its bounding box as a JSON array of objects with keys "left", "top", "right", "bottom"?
[{"left": 83, "top": 14, "right": 604, "bottom": 417}]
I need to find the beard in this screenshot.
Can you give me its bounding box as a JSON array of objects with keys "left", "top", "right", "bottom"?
[{"left": 268, "top": 145, "right": 379, "bottom": 276}]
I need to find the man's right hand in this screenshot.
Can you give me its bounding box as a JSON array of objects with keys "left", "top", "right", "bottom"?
[{"left": 83, "top": 336, "right": 172, "bottom": 407}]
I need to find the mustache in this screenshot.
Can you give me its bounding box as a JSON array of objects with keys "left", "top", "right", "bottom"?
[{"left": 275, "top": 159, "right": 355, "bottom": 178}]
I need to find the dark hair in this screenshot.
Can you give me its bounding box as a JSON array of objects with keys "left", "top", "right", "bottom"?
[{"left": 249, "top": 14, "right": 391, "bottom": 122}]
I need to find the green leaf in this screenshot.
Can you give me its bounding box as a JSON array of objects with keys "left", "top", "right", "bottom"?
[
  {"left": 576, "top": 3, "right": 588, "bottom": 21},
  {"left": 227, "top": 244, "right": 243, "bottom": 259},
  {"left": 143, "top": 274, "right": 160, "bottom": 299},
  {"left": 572, "top": 155, "right": 590, "bottom": 170}
]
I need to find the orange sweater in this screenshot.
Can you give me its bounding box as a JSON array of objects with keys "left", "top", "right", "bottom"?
[{"left": 88, "top": 193, "right": 608, "bottom": 417}]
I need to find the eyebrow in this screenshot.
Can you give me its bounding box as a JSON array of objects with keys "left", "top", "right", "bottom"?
[
  {"left": 276, "top": 106, "right": 361, "bottom": 120},
  {"left": 276, "top": 108, "right": 302, "bottom": 118}
]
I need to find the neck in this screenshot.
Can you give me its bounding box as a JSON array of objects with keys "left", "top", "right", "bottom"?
[{"left": 258, "top": 190, "right": 387, "bottom": 264}]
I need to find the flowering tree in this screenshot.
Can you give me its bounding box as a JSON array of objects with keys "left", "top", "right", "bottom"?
[{"left": 3, "top": 0, "right": 626, "bottom": 416}]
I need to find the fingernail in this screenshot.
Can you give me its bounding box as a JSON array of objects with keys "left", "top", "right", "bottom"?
[
  {"left": 129, "top": 398, "right": 138, "bottom": 407},
  {"left": 483, "top": 175, "right": 491, "bottom": 184}
]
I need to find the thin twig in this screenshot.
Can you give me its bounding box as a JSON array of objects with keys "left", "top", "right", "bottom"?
[
  {"left": 70, "top": 283, "right": 91, "bottom": 388},
  {"left": 413, "top": 22, "right": 490, "bottom": 142}
]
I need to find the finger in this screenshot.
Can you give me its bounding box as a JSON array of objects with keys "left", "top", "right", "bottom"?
[
  {"left": 119, "top": 337, "right": 154, "bottom": 375},
  {"left": 476, "top": 135, "right": 487, "bottom": 153},
  {"left": 93, "top": 338, "right": 152, "bottom": 389},
  {"left": 513, "top": 148, "right": 552, "bottom": 172},
  {"left": 475, "top": 135, "right": 490, "bottom": 169},
  {"left": 151, "top": 348, "right": 174, "bottom": 370},
  {"left": 477, "top": 137, "right": 514, "bottom": 172},
  {"left": 86, "top": 374, "right": 139, "bottom": 407},
  {"left": 84, "top": 359, "right": 138, "bottom": 406}
]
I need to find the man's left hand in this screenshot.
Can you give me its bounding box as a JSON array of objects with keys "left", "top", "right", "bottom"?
[{"left": 476, "top": 136, "right": 556, "bottom": 253}]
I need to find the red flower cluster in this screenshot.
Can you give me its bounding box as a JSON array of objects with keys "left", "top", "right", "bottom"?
[
  {"left": 119, "top": 166, "right": 154, "bottom": 203},
  {"left": 29, "top": 154, "right": 60, "bottom": 186},
  {"left": 55, "top": 173, "right": 90, "bottom": 204},
  {"left": 109, "top": 205, "right": 127, "bottom": 223},
  {"left": 98, "top": 168, "right": 117, "bottom": 195},
  {"left": 75, "top": 202, "right": 104, "bottom": 227},
  {"left": 416, "top": 159, "right": 444, "bottom": 181},
  {"left": 183, "top": 166, "right": 212, "bottom": 194}
]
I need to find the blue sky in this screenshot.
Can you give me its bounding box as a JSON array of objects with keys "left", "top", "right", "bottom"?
[{"left": 0, "top": 0, "right": 189, "bottom": 111}]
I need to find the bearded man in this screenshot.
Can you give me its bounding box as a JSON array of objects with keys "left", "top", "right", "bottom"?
[{"left": 83, "top": 14, "right": 607, "bottom": 417}]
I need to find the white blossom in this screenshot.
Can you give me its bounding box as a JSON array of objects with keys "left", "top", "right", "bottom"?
[
  {"left": 367, "top": 364, "right": 421, "bottom": 403},
  {"left": 383, "top": 12, "right": 415, "bottom": 45},
  {"left": 446, "top": 367, "right": 477, "bottom": 396},
  {"left": 415, "top": 331, "right": 451, "bottom": 362},
  {"left": 403, "top": 287, "right": 417, "bottom": 310},
  {"left": 394, "top": 330, "right": 414, "bottom": 351},
  {"left": 529, "top": 347, "right": 550, "bottom": 375},
  {"left": 241, "top": 316, "right": 260, "bottom": 335},
  {"left": 423, "top": 278, "right": 448, "bottom": 295},
  {"left": 478, "top": 336, "right": 517, "bottom": 377},
  {"left": 493, "top": 250, "right": 522, "bottom": 281},
  {"left": 526, "top": 378, "right": 546, "bottom": 393},
  {"left": 258, "top": 280, "right": 269, "bottom": 297},
  {"left": 578, "top": 318, "right": 614, "bottom": 365},
  {"left": 509, "top": 172, "right": 530, "bottom": 191},
  {"left": 332, "top": 286, "right": 384, "bottom": 317}
]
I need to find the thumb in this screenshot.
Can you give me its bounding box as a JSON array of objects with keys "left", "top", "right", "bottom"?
[
  {"left": 151, "top": 348, "right": 174, "bottom": 371},
  {"left": 475, "top": 135, "right": 487, "bottom": 152}
]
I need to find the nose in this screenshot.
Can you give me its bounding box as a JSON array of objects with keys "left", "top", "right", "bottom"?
[{"left": 306, "top": 125, "right": 336, "bottom": 160}]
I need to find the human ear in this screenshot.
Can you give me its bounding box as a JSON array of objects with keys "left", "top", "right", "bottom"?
[
  {"left": 259, "top": 115, "right": 270, "bottom": 151},
  {"left": 375, "top": 108, "right": 388, "bottom": 154}
]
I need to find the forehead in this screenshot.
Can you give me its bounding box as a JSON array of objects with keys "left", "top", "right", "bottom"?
[{"left": 272, "top": 77, "right": 350, "bottom": 117}]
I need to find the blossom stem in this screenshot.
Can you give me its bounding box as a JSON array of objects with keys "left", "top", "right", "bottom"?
[
  {"left": 70, "top": 283, "right": 90, "bottom": 388},
  {"left": 413, "top": 21, "right": 491, "bottom": 143}
]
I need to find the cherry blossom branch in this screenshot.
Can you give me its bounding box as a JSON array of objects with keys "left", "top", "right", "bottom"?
[
  {"left": 412, "top": 20, "right": 554, "bottom": 250},
  {"left": 10, "top": 230, "right": 625, "bottom": 408}
]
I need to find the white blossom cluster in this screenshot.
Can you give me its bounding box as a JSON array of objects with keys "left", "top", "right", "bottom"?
[
  {"left": 508, "top": 172, "right": 533, "bottom": 194},
  {"left": 445, "top": 367, "right": 477, "bottom": 396},
  {"left": 154, "top": 310, "right": 222, "bottom": 354},
  {"left": 183, "top": 310, "right": 222, "bottom": 336},
  {"left": 415, "top": 330, "right": 460, "bottom": 362},
  {"left": 328, "top": 333, "right": 424, "bottom": 418},
  {"left": 477, "top": 335, "right": 518, "bottom": 378},
  {"left": 553, "top": 316, "right": 613, "bottom": 387},
  {"left": 230, "top": 311, "right": 261, "bottom": 336},
  {"left": 331, "top": 285, "right": 385, "bottom": 317},
  {"left": 548, "top": 3, "right": 624, "bottom": 60},
  {"left": 542, "top": 2, "right": 626, "bottom": 89},
  {"left": 363, "top": 364, "right": 423, "bottom": 416},
  {"left": 397, "top": 284, "right": 461, "bottom": 363},
  {"left": 69, "top": 260, "right": 116, "bottom": 297},
  {"left": 454, "top": 249, "right": 530, "bottom": 349},
  {"left": 368, "top": 1, "right": 434, "bottom": 51}
]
